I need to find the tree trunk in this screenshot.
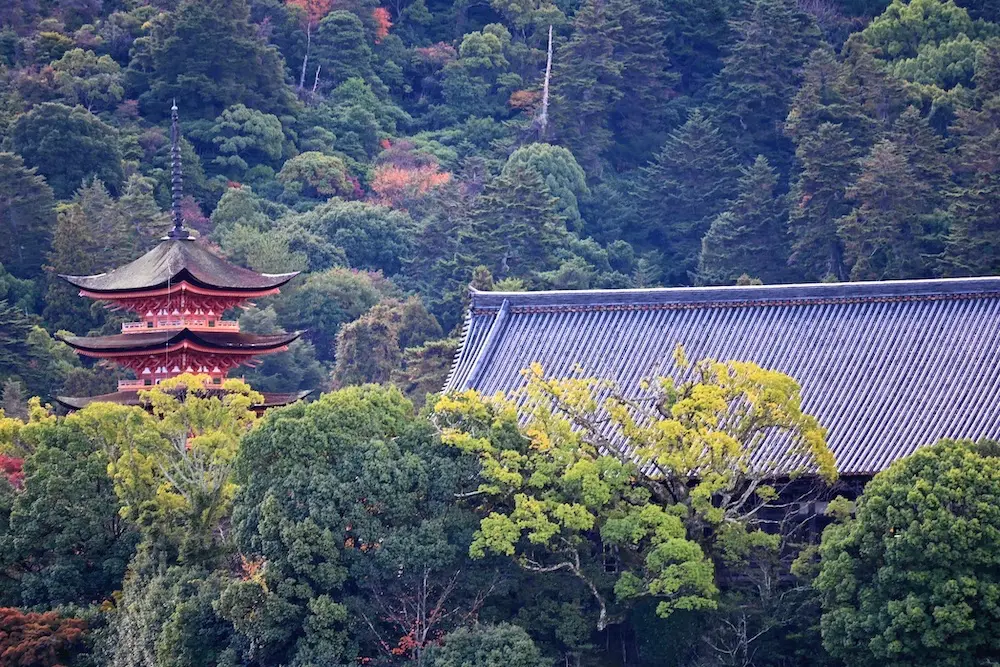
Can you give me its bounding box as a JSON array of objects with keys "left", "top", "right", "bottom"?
[
  {"left": 538, "top": 25, "right": 553, "bottom": 140},
  {"left": 299, "top": 23, "right": 312, "bottom": 90}
]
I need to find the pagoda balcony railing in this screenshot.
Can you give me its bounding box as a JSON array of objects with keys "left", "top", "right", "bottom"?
[
  {"left": 118, "top": 378, "right": 152, "bottom": 390},
  {"left": 122, "top": 319, "right": 240, "bottom": 333}
]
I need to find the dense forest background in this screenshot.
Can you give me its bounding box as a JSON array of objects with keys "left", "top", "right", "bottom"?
[{"left": 2, "top": 0, "right": 1000, "bottom": 665}]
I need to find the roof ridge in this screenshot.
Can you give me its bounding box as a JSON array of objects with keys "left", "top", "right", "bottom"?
[{"left": 470, "top": 277, "right": 1000, "bottom": 311}]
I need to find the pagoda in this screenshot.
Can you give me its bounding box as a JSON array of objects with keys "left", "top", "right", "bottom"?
[{"left": 55, "top": 103, "right": 309, "bottom": 411}]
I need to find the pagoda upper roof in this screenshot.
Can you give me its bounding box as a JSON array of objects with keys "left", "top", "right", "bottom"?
[
  {"left": 59, "top": 238, "right": 299, "bottom": 293},
  {"left": 58, "top": 328, "right": 302, "bottom": 354},
  {"left": 55, "top": 389, "right": 312, "bottom": 411}
]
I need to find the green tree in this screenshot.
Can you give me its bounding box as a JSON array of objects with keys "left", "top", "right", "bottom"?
[
  {"left": 428, "top": 624, "right": 548, "bottom": 667},
  {"left": 43, "top": 179, "right": 143, "bottom": 332},
  {"left": 10, "top": 103, "right": 123, "bottom": 199},
  {"left": 332, "top": 297, "right": 441, "bottom": 386},
  {"left": 0, "top": 152, "right": 56, "bottom": 279},
  {"left": 223, "top": 386, "right": 409, "bottom": 665},
  {"left": 392, "top": 338, "right": 460, "bottom": 407},
  {"left": 860, "top": 0, "right": 996, "bottom": 92},
  {"left": 226, "top": 385, "right": 495, "bottom": 664},
  {"left": 552, "top": 0, "right": 676, "bottom": 171},
  {"left": 788, "top": 122, "right": 864, "bottom": 281},
  {"left": 890, "top": 106, "right": 953, "bottom": 207},
  {"left": 238, "top": 307, "right": 326, "bottom": 394},
  {"left": 138, "top": 0, "right": 293, "bottom": 119},
  {"left": 636, "top": 109, "right": 740, "bottom": 284},
  {"left": 786, "top": 47, "right": 877, "bottom": 151},
  {"left": 210, "top": 185, "right": 288, "bottom": 241},
  {"left": 0, "top": 302, "right": 33, "bottom": 393},
  {"left": 292, "top": 199, "right": 415, "bottom": 274},
  {"left": 314, "top": 10, "right": 376, "bottom": 90},
  {"left": 838, "top": 139, "right": 932, "bottom": 280},
  {"left": 210, "top": 104, "right": 285, "bottom": 178},
  {"left": 502, "top": 143, "right": 590, "bottom": 230},
  {"left": 108, "top": 562, "right": 235, "bottom": 667},
  {"left": 75, "top": 376, "right": 263, "bottom": 565},
  {"left": 439, "top": 24, "right": 520, "bottom": 123},
  {"left": 468, "top": 163, "right": 566, "bottom": 281},
  {"left": 943, "top": 73, "right": 1000, "bottom": 274},
  {"left": 0, "top": 411, "right": 138, "bottom": 608},
  {"left": 818, "top": 438, "right": 1000, "bottom": 667},
  {"left": 434, "top": 350, "right": 835, "bottom": 631},
  {"left": 711, "top": 0, "right": 821, "bottom": 168},
  {"left": 276, "top": 267, "right": 396, "bottom": 360},
  {"left": 697, "top": 155, "right": 788, "bottom": 285},
  {"left": 51, "top": 48, "right": 124, "bottom": 112},
  {"left": 277, "top": 151, "right": 356, "bottom": 201}
]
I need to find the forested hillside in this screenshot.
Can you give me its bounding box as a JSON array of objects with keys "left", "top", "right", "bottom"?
[
  {"left": 3, "top": 0, "right": 1000, "bottom": 665},
  {"left": 3, "top": 0, "right": 1000, "bottom": 405}
]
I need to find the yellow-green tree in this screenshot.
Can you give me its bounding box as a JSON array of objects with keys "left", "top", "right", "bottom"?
[
  {"left": 70, "top": 374, "right": 262, "bottom": 563},
  {"left": 433, "top": 348, "right": 835, "bottom": 630}
]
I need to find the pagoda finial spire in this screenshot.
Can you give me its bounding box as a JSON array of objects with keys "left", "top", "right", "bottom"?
[{"left": 167, "top": 100, "right": 190, "bottom": 240}]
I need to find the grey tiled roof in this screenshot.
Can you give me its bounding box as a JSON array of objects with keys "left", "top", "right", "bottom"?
[
  {"left": 60, "top": 239, "right": 299, "bottom": 292},
  {"left": 444, "top": 277, "right": 1000, "bottom": 476}
]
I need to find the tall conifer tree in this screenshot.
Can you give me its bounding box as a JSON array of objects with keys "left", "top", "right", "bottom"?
[
  {"left": 636, "top": 109, "right": 740, "bottom": 284},
  {"left": 552, "top": 0, "right": 676, "bottom": 173},
  {"left": 711, "top": 0, "right": 821, "bottom": 171},
  {"left": 698, "top": 155, "right": 788, "bottom": 285},
  {"left": 838, "top": 139, "right": 930, "bottom": 280},
  {"left": 468, "top": 164, "right": 566, "bottom": 280},
  {"left": 787, "top": 122, "right": 863, "bottom": 281}
]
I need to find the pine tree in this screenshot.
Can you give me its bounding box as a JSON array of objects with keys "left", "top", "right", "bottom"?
[
  {"left": 943, "top": 75, "right": 1000, "bottom": 275},
  {"left": 0, "top": 152, "right": 56, "bottom": 280},
  {"left": 0, "top": 300, "right": 32, "bottom": 383},
  {"left": 697, "top": 155, "right": 788, "bottom": 285},
  {"left": 468, "top": 163, "right": 566, "bottom": 280},
  {"left": 840, "top": 35, "right": 909, "bottom": 128},
  {"left": 43, "top": 180, "right": 140, "bottom": 332},
  {"left": 711, "top": 0, "right": 821, "bottom": 170},
  {"left": 889, "top": 106, "right": 953, "bottom": 209},
  {"left": 118, "top": 174, "right": 171, "bottom": 248},
  {"left": 838, "top": 139, "right": 930, "bottom": 280},
  {"left": 552, "top": 0, "right": 676, "bottom": 173},
  {"left": 140, "top": 0, "right": 293, "bottom": 119},
  {"left": 786, "top": 46, "right": 876, "bottom": 151},
  {"left": 636, "top": 109, "right": 740, "bottom": 284},
  {"left": 788, "top": 122, "right": 864, "bottom": 281},
  {"left": 945, "top": 167, "right": 1000, "bottom": 275}
]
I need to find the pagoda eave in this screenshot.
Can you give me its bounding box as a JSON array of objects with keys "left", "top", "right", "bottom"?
[
  {"left": 56, "top": 330, "right": 303, "bottom": 357},
  {"left": 74, "top": 280, "right": 285, "bottom": 301}
]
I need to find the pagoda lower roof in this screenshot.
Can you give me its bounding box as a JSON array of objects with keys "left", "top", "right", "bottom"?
[
  {"left": 55, "top": 389, "right": 312, "bottom": 411},
  {"left": 57, "top": 329, "right": 302, "bottom": 355},
  {"left": 59, "top": 238, "right": 299, "bottom": 293}
]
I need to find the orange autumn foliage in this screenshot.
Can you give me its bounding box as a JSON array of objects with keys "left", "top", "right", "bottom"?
[
  {"left": 373, "top": 7, "right": 392, "bottom": 42},
  {"left": 509, "top": 89, "right": 541, "bottom": 111},
  {"left": 0, "top": 608, "right": 86, "bottom": 667},
  {"left": 287, "top": 0, "right": 334, "bottom": 26},
  {"left": 370, "top": 164, "right": 451, "bottom": 209}
]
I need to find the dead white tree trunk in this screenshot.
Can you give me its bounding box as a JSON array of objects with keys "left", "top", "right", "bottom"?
[
  {"left": 299, "top": 22, "right": 312, "bottom": 90},
  {"left": 538, "top": 25, "right": 554, "bottom": 140},
  {"left": 312, "top": 64, "right": 322, "bottom": 93}
]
